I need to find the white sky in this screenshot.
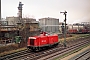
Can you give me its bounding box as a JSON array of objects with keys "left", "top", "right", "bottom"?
[{"left": 1, "top": 0, "right": 90, "bottom": 24}]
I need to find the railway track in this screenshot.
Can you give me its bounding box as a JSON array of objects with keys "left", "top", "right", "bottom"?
[
  {"left": 70, "top": 48, "right": 90, "bottom": 60},
  {"left": 37, "top": 38, "right": 90, "bottom": 60},
  {"left": 0, "top": 37, "right": 90, "bottom": 60},
  {"left": 8, "top": 44, "right": 64, "bottom": 60},
  {"left": 75, "top": 50, "right": 90, "bottom": 60}
]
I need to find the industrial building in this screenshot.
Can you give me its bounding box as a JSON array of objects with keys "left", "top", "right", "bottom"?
[
  {"left": 6, "top": 16, "right": 37, "bottom": 25},
  {"left": 39, "top": 17, "right": 59, "bottom": 33},
  {"left": 6, "top": 17, "right": 19, "bottom": 25},
  {"left": 0, "top": 20, "right": 8, "bottom": 25},
  {"left": 0, "top": 1, "right": 41, "bottom": 44}
]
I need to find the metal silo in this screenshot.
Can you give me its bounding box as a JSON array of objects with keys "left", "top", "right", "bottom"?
[{"left": 39, "top": 17, "right": 59, "bottom": 33}]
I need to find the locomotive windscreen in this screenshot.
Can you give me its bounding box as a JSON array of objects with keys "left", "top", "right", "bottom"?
[{"left": 30, "top": 39, "right": 34, "bottom": 45}]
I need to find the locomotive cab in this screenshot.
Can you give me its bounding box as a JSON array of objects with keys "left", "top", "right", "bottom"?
[{"left": 27, "top": 37, "right": 37, "bottom": 51}]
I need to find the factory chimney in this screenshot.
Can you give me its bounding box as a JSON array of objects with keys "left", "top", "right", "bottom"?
[
  {"left": 18, "top": 2, "right": 24, "bottom": 20},
  {"left": 0, "top": 0, "right": 1, "bottom": 20}
]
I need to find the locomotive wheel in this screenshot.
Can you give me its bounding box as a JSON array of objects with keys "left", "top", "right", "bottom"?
[
  {"left": 35, "top": 47, "right": 41, "bottom": 51},
  {"left": 27, "top": 47, "right": 31, "bottom": 50},
  {"left": 27, "top": 48, "right": 30, "bottom": 50}
]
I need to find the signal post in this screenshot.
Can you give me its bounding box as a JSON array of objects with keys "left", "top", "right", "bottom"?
[{"left": 60, "top": 11, "right": 67, "bottom": 47}]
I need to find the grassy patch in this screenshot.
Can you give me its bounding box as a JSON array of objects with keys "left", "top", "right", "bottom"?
[
  {"left": 0, "top": 47, "right": 26, "bottom": 57},
  {"left": 0, "top": 44, "right": 19, "bottom": 53},
  {"left": 59, "top": 34, "right": 90, "bottom": 43},
  {"left": 0, "top": 44, "right": 27, "bottom": 57}
]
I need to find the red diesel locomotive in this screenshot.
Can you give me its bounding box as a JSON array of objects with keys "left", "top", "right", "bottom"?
[{"left": 27, "top": 32, "right": 59, "bottom": 51}]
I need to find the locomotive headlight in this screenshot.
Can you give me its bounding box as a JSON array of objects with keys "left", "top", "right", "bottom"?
[{"left": 29, "top": 37, "right": 36, "bottom": 39}]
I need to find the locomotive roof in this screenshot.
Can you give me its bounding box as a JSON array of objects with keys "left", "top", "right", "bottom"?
[{"left": 29, "top": 34, "right": 58, "bottom": 40}]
